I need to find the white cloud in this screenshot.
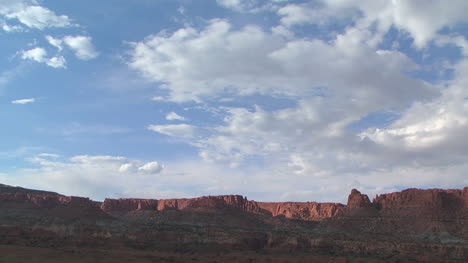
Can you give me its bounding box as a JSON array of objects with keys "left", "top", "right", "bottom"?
[
  {"left": 315, "top": 0, "right": 468, "bottom": 48},
  {"left": 1, "top": 154, "right": 165, "bottom": 200},
  {"left": 44, "top": 35, "right": 99, "bottom": 61},
  {"left": 37, "top": 153, "right": 60, "bottom": 158},
  {"left": 277, "top": 3, "right": 356, "bottom": 28},
  {"left": 62, "top": 35, "right": 99, "bottom": 60},
  {"left": 21, "top": 47, "right": 66, "bottom": 68},
  {"left": 128, "top": 19, "right": 431, "bottom": 104},
  {"left": 360, "top": 53, "right": 468, "bottom": 160},
  {"left": 138, "top": 161, "right": 163, "bottom": 174},
  {"left": 151, "top": 96, "right": 166, "bottom": 101},
  {"left": 2, "top": 2, "right": 97, "bottom": 66},
  {"left": 166, "top": 112, "right": 186, "bottom": 121},
  {"left": 216, "top": 0, "right": 266, "bottom": 12},
  {"left": 123, "top": 1, "right": 468, "bottom": 202},
  {"left": 0, "top": 19, "right": 23, "bottom": 32},
  {"left": 4, "top": 5, "right": 72, "bottom": 30},
  {"left": 45, "top": 35, "right": 63, "bottom": 51},
  {"left": 21, "top": 46, "right": 46, "bottom": 61},
  {"left": 119, "top": 163, "right": 135, "bottom": 173},
  {"left": 11, "top": 98, "right": 35, "bottom": 104},
  {"left": 216, "top": 0, "right": 243, "bottom": 8},
  {"left": 148, "top": 124, "right": 196, "bottom": 138}
]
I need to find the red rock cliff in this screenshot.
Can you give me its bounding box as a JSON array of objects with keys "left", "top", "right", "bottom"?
[
  {"left": 100, "top": 198, "right": 158, "bottom": 213},
  {"left": 100, "top": 195, "right": 344, "bottom": 221},
  {"left": 372, "top": 188, "right": 468, "bottom": 218},
  {"left": 256, "top": 202, "right": 344, "bottom": 220},
  {"left": 0, "top": 192, "right": 94, "bottom": 208},
  {"left": 347, "top": 189, "right": 373, "bottom": 209}
]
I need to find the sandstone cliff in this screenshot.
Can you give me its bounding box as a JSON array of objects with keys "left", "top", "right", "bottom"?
[
  {"left": 373, "top": 187, "right": 468, "bottom": 218},
  {"left": 3, "top": 184, "right": 467, "bottom": 221},
  {"left": 347, "top": 189, "right": 373, "bottom": 208},
  {"left": 100, "top": 195, "right": 344, "bottom": 221},
  {"left": 1, "top": 183, "right": 467, "bottom": 262}
]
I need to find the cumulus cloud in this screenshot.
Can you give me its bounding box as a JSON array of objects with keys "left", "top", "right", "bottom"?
[
  {"left": 277, "top": 2, "right": 356, "bottom": 28},
  {"left": 273, "top": 1, "right": 468, "bottom": 48},
  {"left": 124, "top": 0, "right": 468, "bottom": 201},
  {"left": 128, "top": 19, "right": 431, "bottom": 104},
  {"left": 45, "top": 35, "right": 63, "bottom": 51},
  {"left": 216, "top": 0, "right": 256, "bottom": 10},
  {"left": 0, "top": 19, "right": 23, "bottom": 32},
  {"left": 138, "top": 161, "right": 163, "bottom": 174},
  {"left": 2, "top": 2, "right": 97, "bottom": 67},
  {"left": 166, "top": 112, "right": 186, "bottom": 121},
  {"left": 118, "top": 163, "right": 135, "bottom": 173},
  {"left": 360, "top": 44, "right": 468, "bottom": 163},
  {"left": 62, "top": 35, "right": 99, "bottom": 60},
  {"left": 2, "top": 3, "right": 72, "bottom": 30},
  {"left": 148, "top": 124, "right": 196, "bottom": 138},
  {"left": 45, "top": 35, "right": 99, "bottom": 60},
  {"left": 21, "top": 47, "right": 66, "bottom": 68},
  {"left": 11, "top": 98, "right": 35, "bottom": 104}
]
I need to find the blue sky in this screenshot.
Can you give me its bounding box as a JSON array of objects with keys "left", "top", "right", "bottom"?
[{"left": 1, "top": 0, "right": 467, "bottom": 202}]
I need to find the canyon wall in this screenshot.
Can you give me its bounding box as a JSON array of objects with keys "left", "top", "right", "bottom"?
[
  {"left": 100, "top": 195, "right": 345, "bottom": 221},
  {"left": 2, "top": 184, "right": 467, "bottom": 221},
  {"left": 372, "top": 187, "right": 468, "bottom": 218}
]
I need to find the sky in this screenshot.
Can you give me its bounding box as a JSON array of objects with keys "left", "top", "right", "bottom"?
[{"left": 0, "top": 0, "right": 467, "bottom": 203}]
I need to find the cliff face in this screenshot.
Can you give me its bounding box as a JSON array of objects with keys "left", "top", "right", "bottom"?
[
  {"left": 372, "top": 188, "right": 468, "bottom": 218},
  {"left": 256, "top": 202, "right": 345, "bottom": 220},
  {"left": 100, "top": 195, "right": 344, "bottom": 221},
  {"left": 3, "top": 184, "right": 467, "bottom": 221},
  {"left": 0, "top": 192, "right": 95, "bottom": 208},
  {"left": 347, "top": 189, "right": 373, "bottom": 209},
  {"left": 0, "top": 186, "right": 108, "bottom": 220},
  {"left": 1, "top": 183, "right": 467, "bottom": 262},
  {"left": 101, "top": 198, "right": 158, "bottom": 213}
]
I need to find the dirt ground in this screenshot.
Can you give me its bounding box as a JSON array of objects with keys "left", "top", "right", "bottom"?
[{"left": 0, "top": 245, "right": 403, "bottom": 263}]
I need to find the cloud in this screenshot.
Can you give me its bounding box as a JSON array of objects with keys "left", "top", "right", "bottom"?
[
  {"left": 0, "top": 19, "right": 23, "bottom": 32},
  {"left": 360, "top": 45, "right": 468, "bottom": 163},
  {"left": 62, "top": 35, "right": 99, "bottom": 60},
  {"left": 37, "top": 153, "right": 60, "bottom": 158},
  {"left": 314, "top": 0, "right": 468, "bottom": 48},
  {"left": 166, "top": 112, "right": 186, "bottom": 121},
  {"left": 1, "top": 154, "right": 165, "bottom": 200},
  {"left": 119, "top": 1, "right": 468, "bottom": 201},
  {"left": 45, "top": 35, "right": 63, "bottom": 51},
  {"left": 151, "top": 96, "right": 166, "bottom": 101},
  {"left": 21, "top": 47, "right": 66, "bottom": 68},
  {"left": 45, "top": 35, "right": 99, "bottom": 61},
  {"left": 118, "top": 163, "right": 135, "bottom": 173},
  {"left": 216, "top": 0, "right": 256, "bottom": 11},
  {"left": 138, "top": 161, "right": 163, "bottom": 174},
  {"left": 148, "top": 123, "right": 196, "bottom": 138},
  {"left": 11, "top": 98, "right": 35, "bottom": 104},
  {"left": 3, "top": 4, "right": 72, "bottom": 30},
  {"left": 128, "top": 19, "right": 432, "bottom": 104},
  {"left": 2, "top": 2, "right": 97, "bottom": 67}
]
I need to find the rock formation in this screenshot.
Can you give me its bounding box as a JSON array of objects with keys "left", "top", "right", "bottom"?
[
  {"left": 1, "top": 183, "right": 467, "bottom": 262},
  {"left": 347, "top": 189, "right": 373, "bottom": 208},
  {"left": 100, "top": 195, "right": 345, "bottom": 221},
  {"left": 373, "top": 188, "right": 468, "bottom": 218}
]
